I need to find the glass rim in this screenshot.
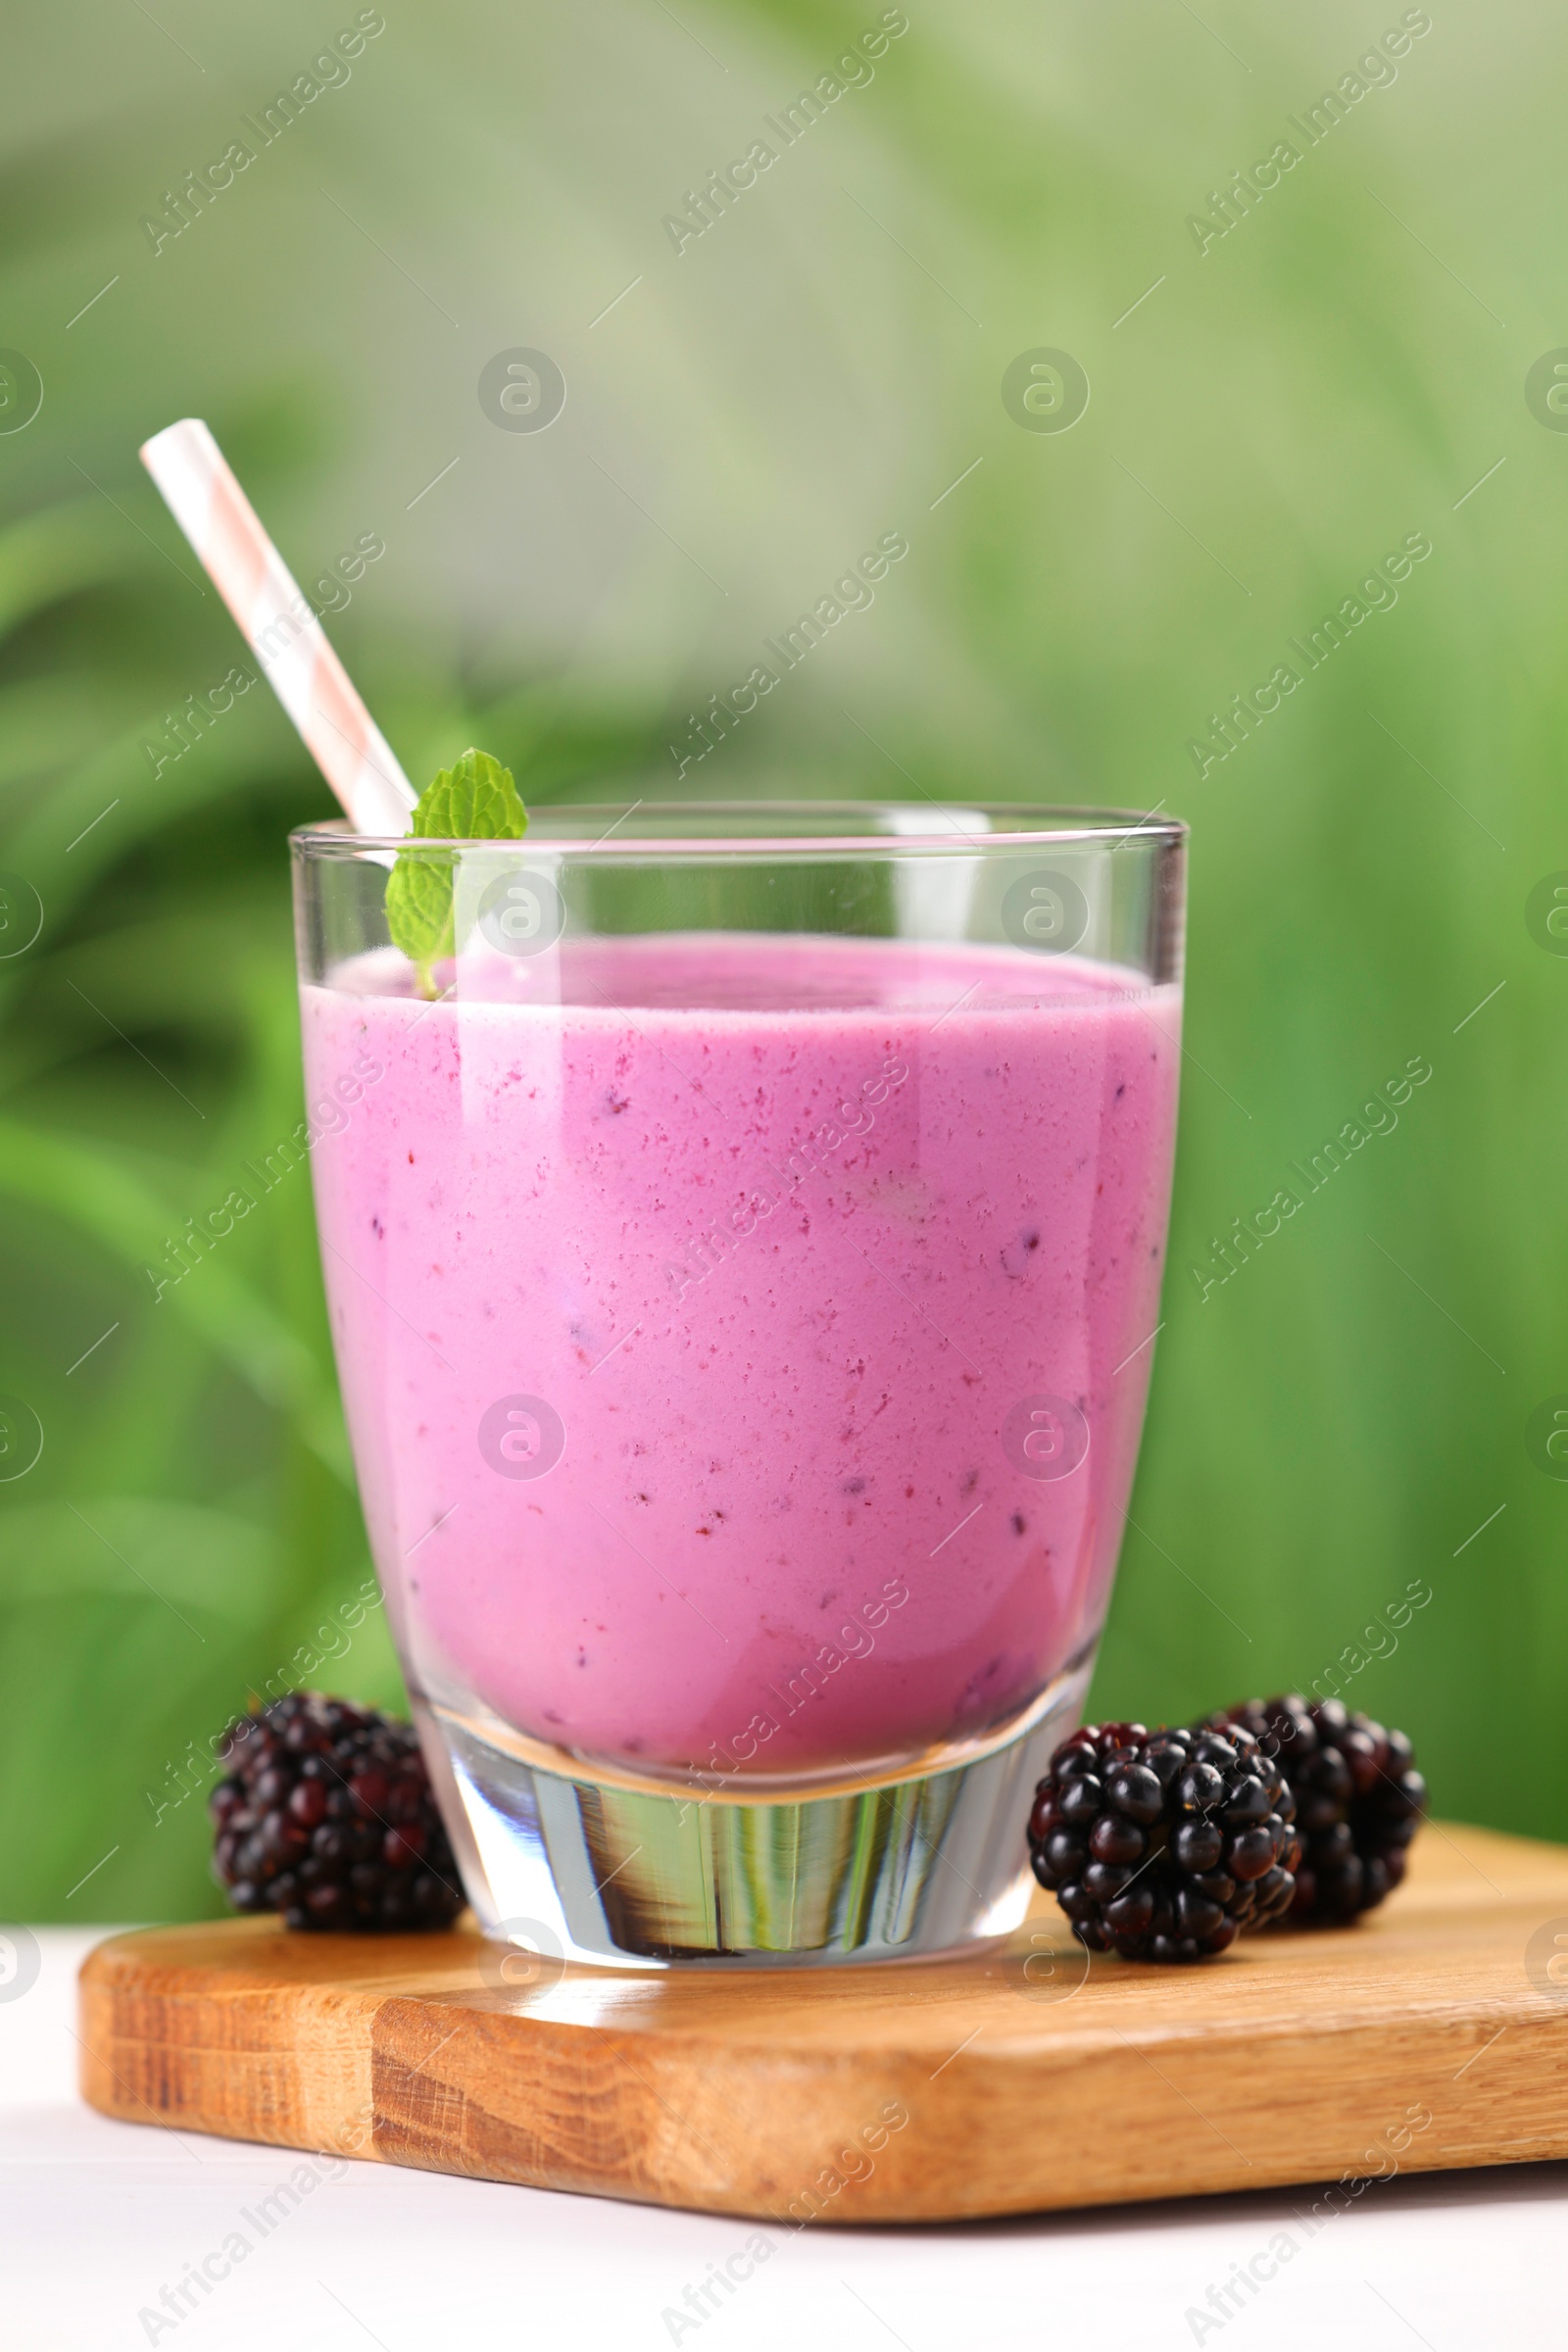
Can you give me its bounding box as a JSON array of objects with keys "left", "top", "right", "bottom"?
[{"left": 289, "top": 800, "right": 1188, "bottom": 858}]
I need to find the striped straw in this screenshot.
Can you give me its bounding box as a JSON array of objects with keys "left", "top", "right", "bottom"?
[{"left": 139, "top": 417, "right": 416, "bottom": 836}]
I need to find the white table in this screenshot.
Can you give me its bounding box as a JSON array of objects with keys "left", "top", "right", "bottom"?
[{"left": 4, "top": 1930, "right": 1560, "bottom": 2350}]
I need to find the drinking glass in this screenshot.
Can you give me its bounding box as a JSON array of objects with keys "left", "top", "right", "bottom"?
[{"left": 291, "top": 803, "right": 1185, "bottom": 1966}]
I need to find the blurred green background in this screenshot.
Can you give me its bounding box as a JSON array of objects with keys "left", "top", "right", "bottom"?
[{"left": 1, "top": 0, "right": 1560, "bottom": 1921}]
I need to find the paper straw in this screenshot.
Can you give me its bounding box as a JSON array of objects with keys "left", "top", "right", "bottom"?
[{"left": 139, "top": 418, "right": 416, "bottom": 836}]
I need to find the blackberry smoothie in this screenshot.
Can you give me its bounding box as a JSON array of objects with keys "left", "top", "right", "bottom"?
[{"left": 302, "top": 931, "right": 1180, "bottom": 1787}]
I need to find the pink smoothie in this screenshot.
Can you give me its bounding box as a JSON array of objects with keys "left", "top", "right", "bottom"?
[{"left": 301, "top": 933, "right": 1180, "bottom": 1783}]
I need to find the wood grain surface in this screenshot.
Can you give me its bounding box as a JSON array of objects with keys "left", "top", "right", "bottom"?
[{"left": 77, "top": 1821, "right": 1568, "bottom": 2223}]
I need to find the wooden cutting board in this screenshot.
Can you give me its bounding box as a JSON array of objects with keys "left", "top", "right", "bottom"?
[{"left": 78, "top": 1821, "right": 1568, "bottom": 2224}]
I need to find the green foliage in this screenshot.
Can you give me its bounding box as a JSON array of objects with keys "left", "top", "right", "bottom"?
[
  {"left": 0, "top": 0, "right": 1562, "bottom": 1921},
  {"left": 384, "top": 749, "right": 527, "bottom": 991}
]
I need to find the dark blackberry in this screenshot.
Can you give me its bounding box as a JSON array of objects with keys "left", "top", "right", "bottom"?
[
  {"left": 1215, "top": 1695, "right": 1427, "bottom": 1926},
  {"left": 1027, "top": 1719, "right": 1301, "bottom": 1962},
  {"left": 209, "top": 1691, "right": 465, "bottom": 1933}
]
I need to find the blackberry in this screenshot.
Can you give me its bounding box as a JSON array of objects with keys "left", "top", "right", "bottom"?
[
  {"left": 1215, "top": 1695, "right": 1426, "bottom": 1926},
  {"left": 209, "top": 1691, "right": 465, "bottom": 1932},
  {"left": 1028, "top": 1720, "right": 1301, "bottom": 1962}
]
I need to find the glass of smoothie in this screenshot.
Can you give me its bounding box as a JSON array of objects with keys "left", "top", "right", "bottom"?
[{"left": 292, "top": 803, "right": 1185, "bottom": 1967}]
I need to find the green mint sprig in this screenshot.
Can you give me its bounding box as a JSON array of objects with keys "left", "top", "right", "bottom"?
[{"left": 384, "top": 748, "right": 527, "bottom": 997}]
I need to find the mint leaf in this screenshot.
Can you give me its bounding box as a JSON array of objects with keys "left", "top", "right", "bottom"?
[
  {"left": 384, "top": 851, "right": 457, "bottom": 979},
  {"left": 412, "top": 748, "right": 528, "bottom": 845},
  {"left": 385, "top": 749, "right": 528, "bottom": 995}
]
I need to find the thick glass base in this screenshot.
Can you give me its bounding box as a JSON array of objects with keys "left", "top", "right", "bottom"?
[{"left": 412, "top": 1651, "right": 1093, "bottom": 1969}]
